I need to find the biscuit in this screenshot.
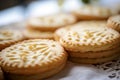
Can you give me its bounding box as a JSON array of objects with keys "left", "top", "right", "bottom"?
[
  {"left": 23, "top": 28, "right": 53, "bottom": 39},
  {"left": 60, "top": 27, "right": 120, "bottom": 52},
  {"left": 72, "top": 5, "right": 112, "bottom": 20},
  {"left": 59, "top": 23, "right": 120, "bottom": 64},
  {"left": 0, "top": 39, "right": 67, "bottom": 79},
  {"left": 54, "top": 21, "right": 107, "bottom": 41},
  {"left": 27, "top": 13, "right": 77, "bottom": 31},
  {"left": 0, "top": 29, "right": 25, "bottom": 51},
  {"left": 107, "top": 15, "right": 120, "bottom": 32}
]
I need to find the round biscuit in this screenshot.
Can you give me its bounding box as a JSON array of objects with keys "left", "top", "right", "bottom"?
[
  {"left": 60, "top": 25, "right": 120, "bottom": 52},
  {"left": 27, "top": 13, "right": 77, "bottom": 31},
  {"left": 0, "top": 39, "right": 67, "bottom": 75},
  {"left": 54, "top": 21, "right": 107, "bottom": 41},
  {"left": 72, "top": 5, "right": 112, "bottom": 20}
]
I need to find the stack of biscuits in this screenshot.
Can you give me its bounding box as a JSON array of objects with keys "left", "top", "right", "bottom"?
[
  {"left": 56, "top": 21, "right": 120, "bottom": 64},
  {"left": 23, "top": 13, "right": 77, "bottom": 39}
]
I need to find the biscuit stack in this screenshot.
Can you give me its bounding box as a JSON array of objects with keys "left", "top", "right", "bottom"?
[
  {"left": 0, "top": 29, "right": 25, "bottom": 51},
  {"left": 24, "top": 13, "right": 77, "bottom": 39},
  {"left": 58, "top": 21, "right": 120, "bottom": 64},
  {"left": 0, "top": 39, "right": 67, "bottom": 80}
]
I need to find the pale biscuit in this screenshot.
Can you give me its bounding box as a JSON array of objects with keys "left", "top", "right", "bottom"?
[
  {"left": 0, "top": 39, "right": 67, "bottom": 77},
  {"left": 23, "top": 28, "right": 53, "bottom": 39},
  {"left": 0, "top": 39, "right": 67, "bottom": 80},
  {"left": 27, "top": 13, "right": 77, "bottom": 31},
  {"left": 69, "top": 53, "right": 119, "bottom": 64},
  {"left": 60, "top": 26, "right": 120, "bottom": 52},
  {"left": 72, "top": 5, "right": 112, "bottom": 20},
  {"left": 107, "top": 15, "right": 120, "bottom": 32},
  {"left": 54, "top": 21, "right": 107, "bottom": 41},
  {"left": 0, "top": 29, "right": 25, "bottom": 50}
]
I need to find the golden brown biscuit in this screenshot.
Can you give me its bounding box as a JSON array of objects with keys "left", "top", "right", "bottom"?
[
  {"left": 54, "top": 21, "right": 107, "bottom": 41},
  {"left": 0, "top": 39, "right": 67, "bottom": 79},
  {"left": 59, "top": 23, "right": 120, "bottom": 64},
  {"left": 72, "top": 5, "right": 112, "bottom": 20},
  {"left": 27, "top": 13, "right": 77, "bottom": 32},
  {"left": 60, "top": 27, "right": 120, "bottom": 52},
  {"left": 0, "top": 29, "right": 25, "bottom": 51},
  {"left": 107, "top": 15, "right": 120, "bottom": 32}
]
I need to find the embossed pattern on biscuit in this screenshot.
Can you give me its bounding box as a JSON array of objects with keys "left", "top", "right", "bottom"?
[
  {"left": 0, "top": 39, "right": 66, "bottom": 68},
  {"left": 107, "top": 15, "right": 120, "bottom": 31},
  {"left": 110, "top": 15, "right": 120, "bottom": 23},
  {"left": 55, "top": 21, "right": 107, "bottom": 39},
  {"left": 60, "top": 26, "right": 120, "bottom": 52}
]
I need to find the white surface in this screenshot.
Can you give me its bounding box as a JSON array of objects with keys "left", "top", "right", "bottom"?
[
  {"left": 46, "top": 62, "right": 110, "bottom": 80},
  {"left": 0, "top": 6, "right": 24, "bottom": 26}
]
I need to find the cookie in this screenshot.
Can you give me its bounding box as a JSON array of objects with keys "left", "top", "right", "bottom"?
[
  {"left": 27, "top": 13, "right": 77, "bottom": 31},
  {"left": 59, "top": 24, "right": 120, "bottom": 64},
  {"left": 0, "top": 39, "right": 67, "bottom": 80},
  {"left": 23, "top": 28, "right": 53, "bottom": 39},
  {"left": 0, "top": 29, "right": 25, "bottom": 51},
  {"left": 60, "top": 27, "right": 120, "bottom": 52},
  {"left": 54, "top": 21, "right": 107, "bottom": 41},
  {"left": 107, "top": 15, "right": 120, "bottom": 32},
  {"left": 72, "top": 5, "right": 112, "bottom": 20}
]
